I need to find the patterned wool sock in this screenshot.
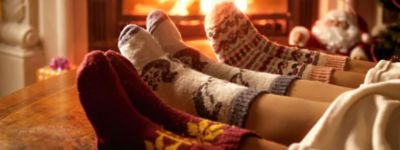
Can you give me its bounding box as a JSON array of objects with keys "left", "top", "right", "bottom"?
[
  {"left": 364, "top": 60, "right": 400, "bottom": 84},
  {"left": 77, "top": 51, "right": 215, "bottom": 149},
  {"left": 105, "top": 50, "right": 257, "bottom": 149},
  {"left": 205, "top": 2, "right": 347, "bottom": 71},
  {"left": 118, "top": 24, "right": 266, "bottom": 127},
  {"left": 146, "top": 10, "right": 298, "bottom": 95}
]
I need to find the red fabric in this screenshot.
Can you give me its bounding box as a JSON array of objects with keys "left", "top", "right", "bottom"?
[
  {"left": 77, "top": 51, "right": 214, "bottom": 149},
  {"left": 105, "top": 50, "right": 257, "bottom": 149},
  {"left": 77, "top": 51, "right": 158, "bottom": 149},
  {"left": 305, "top": 33, "right": 327, "bottom": 51}
]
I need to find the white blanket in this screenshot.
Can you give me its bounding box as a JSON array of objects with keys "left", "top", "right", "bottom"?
[{"left": 289, "top": 80, "right": 400, "bottom": 150}]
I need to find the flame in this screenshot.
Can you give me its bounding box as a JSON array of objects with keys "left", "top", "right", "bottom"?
[
  {"left": 169, "top": 0, "right": 248, "bottom": 16},
  {"left": 201, "top": 0, "right": 248, "bottom": 15},
  {"left": 169, "top": 0, "right": 195, "bottom": 16}
]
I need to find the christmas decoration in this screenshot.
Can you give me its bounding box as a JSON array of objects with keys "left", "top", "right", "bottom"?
[
  {"left": 289, "top": 9, "right": 372, "bottom": 60},
  {"left": 37, "top": 57, "right": 74, "bottom": 81},
  {"left": 372, "top": 0, "right": 400, "bottom": 62},
  {"left": 372, "top": 23, "right": 400, "bottom": 62}
]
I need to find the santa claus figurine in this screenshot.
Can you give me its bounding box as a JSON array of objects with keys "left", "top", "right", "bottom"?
[{"left": 289, "top": 9, "right": 372, "bottom": 60}]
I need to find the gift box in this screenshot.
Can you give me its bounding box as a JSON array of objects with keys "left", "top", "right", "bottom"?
[{"left": 37, "top": 57, "right": 75, "bottom": 81}]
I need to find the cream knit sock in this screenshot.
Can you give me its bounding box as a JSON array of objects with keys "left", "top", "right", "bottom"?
[
  {"left": 147, "top": 10, "right": 298, "bottom": 95},
  {"left": 364, "top": 60, "right": 400, "bottom": 84},
  {"left": 118, "top": 24, "right": 266, "bottom": 127},
  {"left": 205, "top": 2, "right": 347, "bottom": 71}
]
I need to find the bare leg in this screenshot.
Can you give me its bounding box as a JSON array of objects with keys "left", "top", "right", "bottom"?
[
  {"left": 287, "top": 80, "right": 352, "bottom": 102},
  {"left": 245, "top": 94, "right": 329, "bottom": 145},
  {"left": 239, "top": 137, "right": 287, "bottom": 150},
  {"left": 331, "top": 70, "right": 365, "bottom": 88},
  {"left": 346, "top": 59, "right": 376, "bottom": 73}
]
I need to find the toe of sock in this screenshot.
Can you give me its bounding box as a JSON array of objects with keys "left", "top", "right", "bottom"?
[
  {"left": 118, "top": 24, "right": 142, "bottom": 48},
  {"left": 77, "top": 50, "right": 109, "bottom": 91},
  {"left": 205, "top": 2, "right": 238, "bottom": 29},
  {"left": 146, "top": 10, "right": 169, "bottom": 33}
]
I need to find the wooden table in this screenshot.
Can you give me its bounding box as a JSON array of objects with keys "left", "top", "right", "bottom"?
[{"left": 0, "top": 71, "right": 96, "bottom": 149}]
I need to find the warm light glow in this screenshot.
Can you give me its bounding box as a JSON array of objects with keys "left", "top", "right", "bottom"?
[
  {"left": 169, "top": 0, "right": 195, "bottom": 16},
  {"left": 201, "top": 0, "right": 248, "bottom": 15},
  {"left": 234, "top": 0, "right": 248, "bottom": 13},
  {"left": 168, "top": 0, "right": 249, "bottom": 16}
]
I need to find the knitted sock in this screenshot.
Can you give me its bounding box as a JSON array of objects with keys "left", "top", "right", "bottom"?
[
  {"left": 105, "top": 50, "right": 257, "bottom": 149},
  {"left": 205, "top": 2, "right": 347, "bottom": 71},
  {"left": 118, "top": 24, "right": 266, "bottom": 127},
  {"left": 364, "top": 60, "right": 400, "bottom": 84},
  {"left": 147, "top": 10, "right": 298, "bottom": 95},
  {"left": 77, "top": 51, "right": 214, "bottom": 149}
]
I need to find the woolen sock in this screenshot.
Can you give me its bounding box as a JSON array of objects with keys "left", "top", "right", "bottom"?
[
  {"left": 205, "top": 2, "right": 347, "bottom": 71},
  {"left": 147, "top": 10, "right": 298, "bottom": 95},
  {"left": 364, "top": 60, "right": 400, "bottom": 84},
  {"left": 76, "top": 51, "right": 213, "bottom": 149},
  {"left": 105, "top": 50, "right": 257, "bottom": 149},
  {"left": 118, "top": 24, "right": 266, "bottom": 127}
]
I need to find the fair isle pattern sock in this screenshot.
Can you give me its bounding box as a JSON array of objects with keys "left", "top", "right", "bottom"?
[
  {"left": 77, "top": 51, "right": 214, "bottom": 149},
  {"left": 106, "top": 50, "right": 257, "bottom": 149},
  {"left": 147, "top": 10, "right": 298, "bottom": 95},
  {"left": 205, "top": 2, "right": 348, "bottom": 71},
  {"left": 118, "top": 24, "right": 266, "bottom": 127},
  {"left": 364, "top": 60, "right": 400, "bottom": 84}
]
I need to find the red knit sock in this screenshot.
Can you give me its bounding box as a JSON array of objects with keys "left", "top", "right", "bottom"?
[
  {"left": 105, "top": 50, "right": 257, "bottom": 149},
  {"left": 77, "top": 51, "right": 218, "bottom": 149}
]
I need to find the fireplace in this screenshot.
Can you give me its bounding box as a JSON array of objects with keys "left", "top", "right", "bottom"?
[
  {"left": 88, "top": 0, "right": 319, "bottom": 50},
  {"left": 120, "top": 0, "right": 291, "bottom": 39}
]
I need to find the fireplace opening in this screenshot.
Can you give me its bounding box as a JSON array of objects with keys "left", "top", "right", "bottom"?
[
  {"left": 119, "top": 0, "right": 291, "bottom": 39},
  {"left": 88, "top": 0, "right": 318, "bottom": 51}
]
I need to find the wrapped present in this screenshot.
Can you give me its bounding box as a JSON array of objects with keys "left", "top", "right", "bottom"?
[{"left": 37, "top": 57, "right": 75, "bottom": 81}]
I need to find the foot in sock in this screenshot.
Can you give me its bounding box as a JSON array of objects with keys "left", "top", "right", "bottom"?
[
  {"left": 77, "top": 51, "right": 216, "bottom": 149},
  {"left": 118, "top": 24, "right": 265, "bottom": 127},
  {"left": 146, "top": 10, "right": 332, "bottom": 83},
  {"left": 146, "top": 10, "right": 298, "bottom": 95},
  {"left": 204, "top": 2, "right": 347, "bottom": 71},
  {"left": 105, "top": 50, "right": 258, "bottom": 148}
]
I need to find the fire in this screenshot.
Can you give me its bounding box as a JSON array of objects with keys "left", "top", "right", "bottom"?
[
  {"left": 169, "top": 0, "right": 195, "bottom": 16},
  {"left": 201, "top": 0, "right": 248, "bottom": 15},
  {"left": 169, "top": 0, "right": 248, "bottom": 16}
]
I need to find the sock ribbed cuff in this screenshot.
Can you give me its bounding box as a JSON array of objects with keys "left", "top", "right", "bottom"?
[
  {"left": 228, "top": 89, "right": 267, "bottom": 127},
  {"left": 309, "top": 66, "right": 334, "bottom": 83},
  {"left": 215, "top": 127, "right": 258, "bottom": 150},
  {"left": 323, "top": 54, "right": 348, "bottom": 71},
  {"left": 269, "top": 76, "right": 299, "bottom": 95}
]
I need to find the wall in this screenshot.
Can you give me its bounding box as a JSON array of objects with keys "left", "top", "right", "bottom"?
[
  {"left": 39, "top": 0, "right": 88, "bottom": 65},
  {"left": 0, "top": 0, "right": 88, "bottom": 96}
]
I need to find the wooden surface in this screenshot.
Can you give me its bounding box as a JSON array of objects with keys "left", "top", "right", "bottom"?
[{"left": 0, "top": 71, "right": 96, "bottom": 149}]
